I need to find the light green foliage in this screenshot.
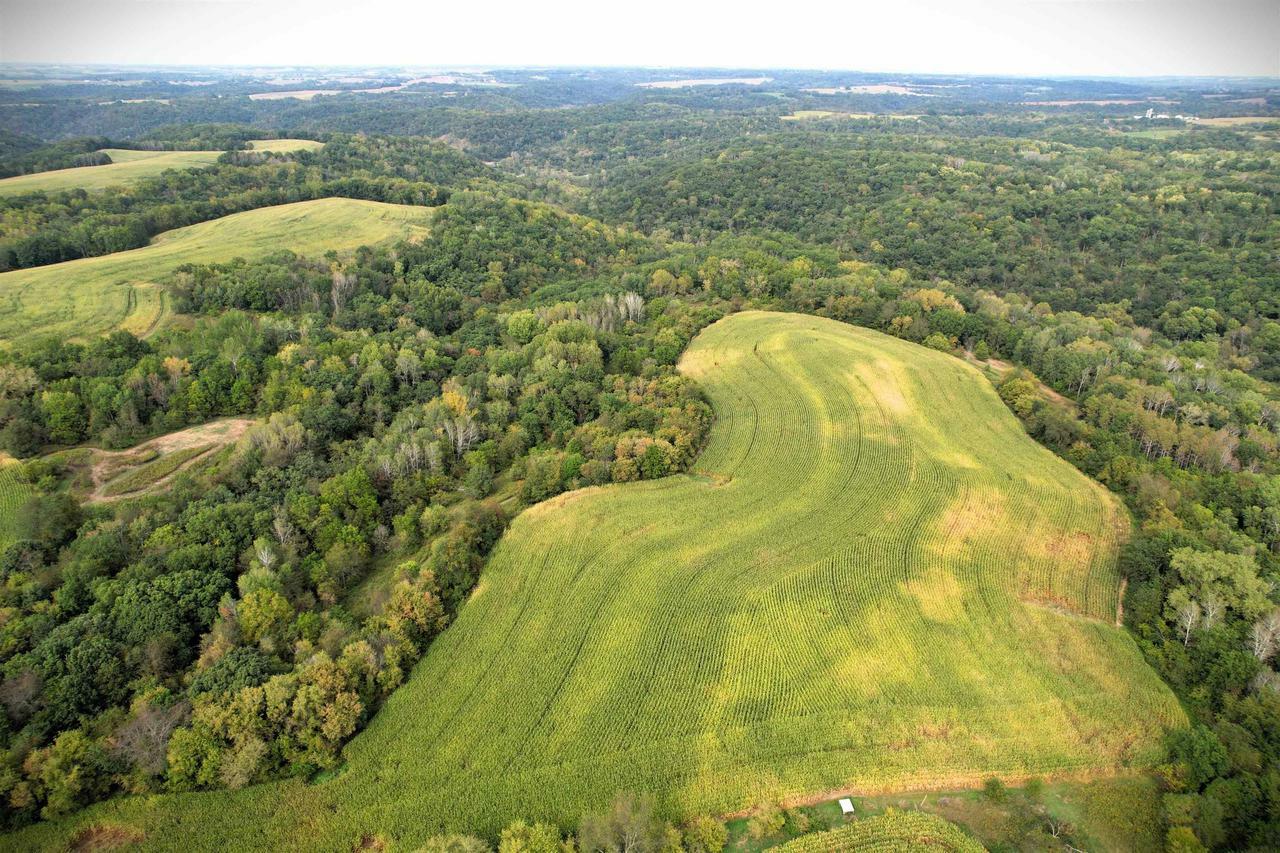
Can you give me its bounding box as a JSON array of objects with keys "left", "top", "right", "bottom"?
[
  {"left": 22, "top": 730, "right": 114, "bottom": 819},
  {"left": 5, "top": 313, "right": 1181, "bottom": 850},
  {"left": 923, "top": 332, "right": 953, "bottom": 351},
  {"left": 1165, "top": 825, "right": 1208, "bottom": 853},
  {"left": 1166, "top": 548, "right": 1271, "bottom": 625},
  {"left": 498, "top": 819, "right": 563, "bottom": 853},
  {"left": 0, "top": 198, "right": 435, "bottom": 345},
  {"left": 681, "top": 815, "right": 726, "bottom": 853},
  {"left": 236, "top": 589, "right": 293, "bottom": 646},
  {"left": 771, "top": 810, "right": 983, "bottom": 852},
  {"left": 747, "top": 804, "right": 785, "bottom": 840},
  {"left": 506, "top": 310, "right": 545, "bottom": 344}
]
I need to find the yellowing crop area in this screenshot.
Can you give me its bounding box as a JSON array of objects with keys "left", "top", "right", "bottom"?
[
  {"left": 0, "top": 198, "right": 435, "bottom": 345},
  {"left": 6, "top": 312, "right": 1181, "bottom": 851},
  {"left": 773, "top": 811, "right": 983, "bottom": 852}
]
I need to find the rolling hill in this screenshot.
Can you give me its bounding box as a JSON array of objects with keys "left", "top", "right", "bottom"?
[
  {"left": 0, "top": 140, "right": 322, "bottom": 196},
  {"left": 4, "top": 312, "right": 1182, "bottom": 851},
  {"left": 0, "top": 197, "right": 435, "bottom": 345}
]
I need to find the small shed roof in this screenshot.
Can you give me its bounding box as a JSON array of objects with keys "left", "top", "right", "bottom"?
[{"left": 838, "top": 797, "right": 855, "bottom": 815}]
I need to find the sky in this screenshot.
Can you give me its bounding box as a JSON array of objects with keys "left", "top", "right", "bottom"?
[{"left": 1, "top": 0, "right": 1277, "bottom": 77}]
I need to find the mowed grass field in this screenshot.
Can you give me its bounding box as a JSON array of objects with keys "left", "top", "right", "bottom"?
[
  {"left": 0, "top": 140, "right": 323, "bottom": 196},
  {"left": 5, "top": 312, "right": 1182, "bottom": 852},
  {"left": 247, "top": 138, "right": 325, "bottom": 153},
  {"left": 0, "top": 197, "right": 435, "bottom": 345},
  {"left": 0, "top": 150, "right": 222, "bottom": 196}
]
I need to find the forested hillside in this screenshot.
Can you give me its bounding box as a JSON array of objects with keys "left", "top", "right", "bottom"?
[{"left": 0, "top": 66, "right": 1278, "bottom": 852}]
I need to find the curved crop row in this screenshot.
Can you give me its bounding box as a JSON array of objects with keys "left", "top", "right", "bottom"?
[{"left": 5, "top": 312, "right": 1183, "bottom": 851}]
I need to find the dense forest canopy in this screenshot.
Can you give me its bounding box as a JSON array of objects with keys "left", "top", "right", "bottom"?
[{"left": 0, "top": 64, "right": 1278, "bottom": 851}]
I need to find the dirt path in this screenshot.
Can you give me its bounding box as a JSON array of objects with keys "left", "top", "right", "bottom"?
[
  {"left": 968, "top": 354, "right": 1075, "bottom": 408},
  {"left": 86, "top": 417, "right": 254, "bottom": 503},
  {"left": 723, "top": 766, "right": 1145, "bottom": 818}
]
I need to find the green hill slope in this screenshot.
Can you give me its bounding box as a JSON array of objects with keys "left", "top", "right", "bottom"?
[
  {"left": 0, "top": 140, "right": 322, "bottom": 196},
  {"left": 0, "top": 149, "right": 222, "bottom": 196},
  {"left": 3, "top": 312, "right": 1181, "bottom": 851},
  {"left": 0, "top": 197, "right": 434, "bottom": 344}
]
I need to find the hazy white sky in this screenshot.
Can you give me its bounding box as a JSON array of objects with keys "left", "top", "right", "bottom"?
[{"left": 1, "top": 0, "right": 1277, "bottom": 77}]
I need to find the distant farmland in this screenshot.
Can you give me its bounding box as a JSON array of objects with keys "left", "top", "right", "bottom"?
[
  {"left": 0, "top": 197, "right": 434, "bottom": 345},
  {"left": 246, "top": 138, "right": 325, "bottom": 153},
  {"left": 0, "top": 140, "right": 322, "bottom": 196},
  {"left": 9, "top": 312, "right": 1182, "bottom": 851}
]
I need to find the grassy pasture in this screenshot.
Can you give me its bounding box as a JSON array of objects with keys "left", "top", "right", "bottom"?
[
  {"left": 5, "top": 312, "right": 1181, "bottom": 851},
  {"left": 246, "top": 138, "right": 325, "bottom": 153},
  {"left": 0, "top": 149, "right": 224, "bottom": 196},
  {"left": 1193, "top": 116, "right": 1280, "bottom": 127},
  {"left": 0, "top": 140, "right": 321, "bottom": 196},
  {"left": 0, "top": 198, "right": 435, "bottom": 345}
]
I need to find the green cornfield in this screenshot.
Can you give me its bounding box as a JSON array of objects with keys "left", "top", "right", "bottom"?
[
  {"left": 0, "top": 197, "right": 435, "bottom": 345},
  {"left": 4, "top": 312, "right": 1183, "bottom": 852},
  {"left": 772, "top": 811, "right": 984, "bottom": 852},
  {"left": 0, "top": 456, "right": 31, "bottom": 551}
]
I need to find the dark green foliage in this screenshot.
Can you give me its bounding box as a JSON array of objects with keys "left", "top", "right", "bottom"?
[
  {"left": 15, "top": 493, "right": 82, "bottom": 551},
  {"left": 186, "top": 648, "right": 279, "bottom": 698}
]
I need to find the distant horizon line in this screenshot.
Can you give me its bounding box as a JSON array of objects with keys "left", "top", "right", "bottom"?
[{"left": 0, "top": 61, "right": 1277, "bottom": 84}]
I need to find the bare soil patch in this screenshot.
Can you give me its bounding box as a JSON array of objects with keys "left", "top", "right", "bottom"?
[
  {"left": 69, "top": 824, "right": 144, "bottom": 852},
  {"left": 972, "top": 355, "right": 1074, "bottom": 408},
  {"left": 85, "top": 417, "right": 253, "bottom": 503}
]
